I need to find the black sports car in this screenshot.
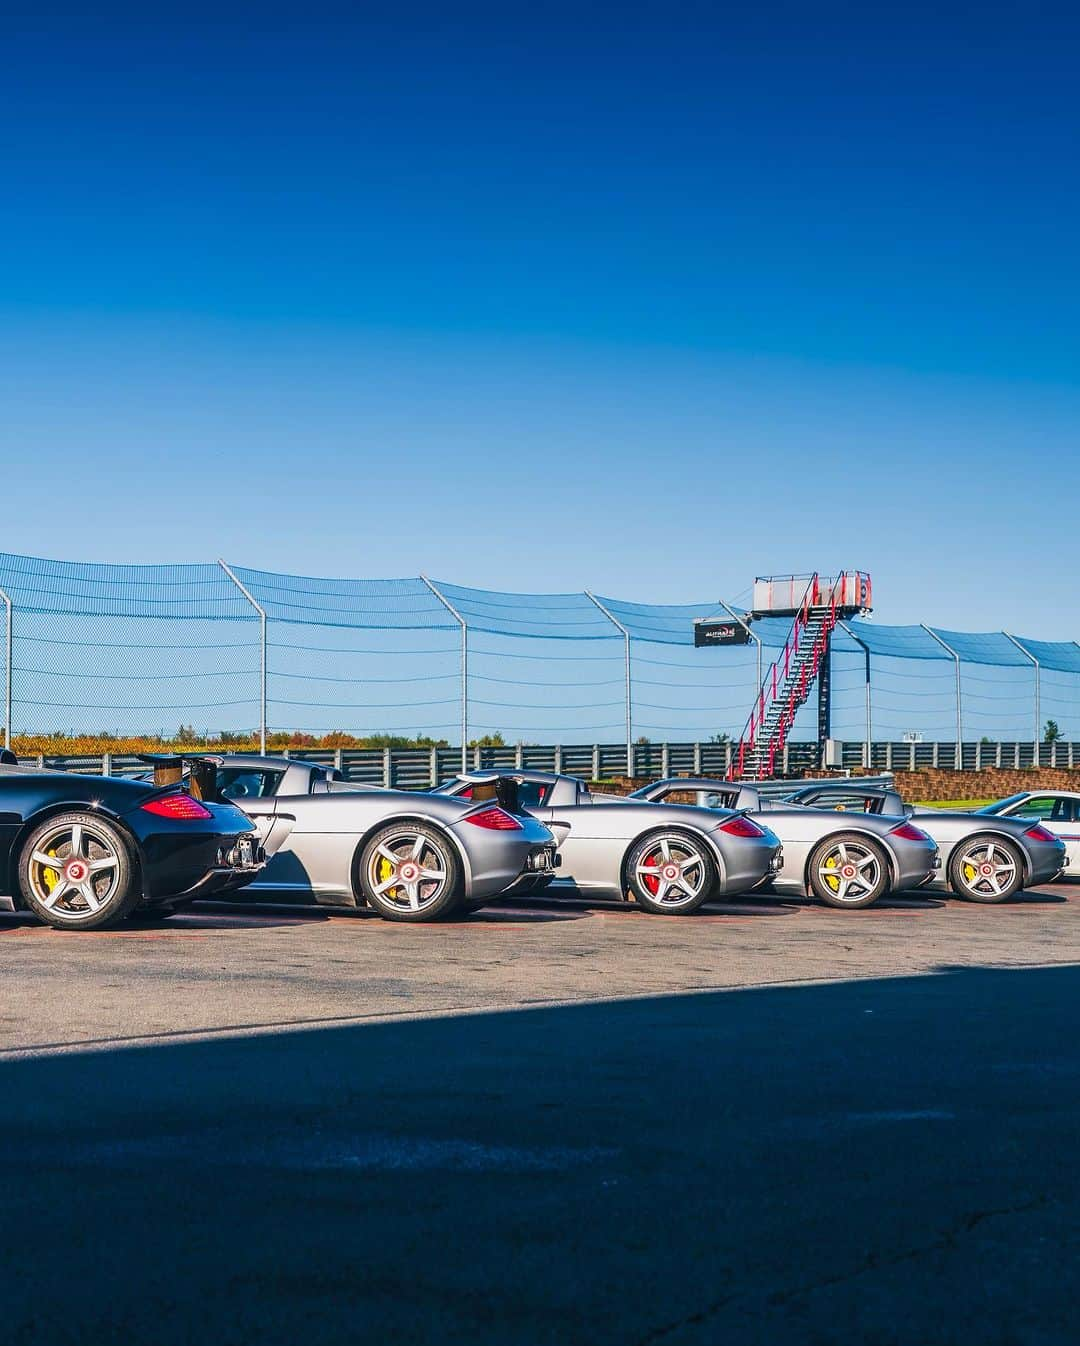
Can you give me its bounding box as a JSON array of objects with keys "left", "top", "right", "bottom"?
[{"left": 0, "top": 759, "right": 265, "bottom": 930}]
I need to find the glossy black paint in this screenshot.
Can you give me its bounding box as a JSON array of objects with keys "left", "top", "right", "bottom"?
[{"left": 0, "top": 767, "right": 261, "bottom": 909}]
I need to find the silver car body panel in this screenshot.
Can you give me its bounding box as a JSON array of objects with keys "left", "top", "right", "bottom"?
[
  {"left": 435, "top": 770, "right": 781, "bottom": 898},
  {"left": 630, "top": 779, "right": 939, "bottom": 895}
]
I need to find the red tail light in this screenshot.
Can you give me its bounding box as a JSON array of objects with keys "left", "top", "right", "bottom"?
[
  {"left": 1024, "top": 824, "right": 1058, "bottom": 843},
  {"left": 464, "top": 805, "right": 523, "bottom": 831},
  {"left": 718, "top": 815, "right": 765, "bottom": 838},
  {"left": 889, "top": 822, "right": 932, "bottom": 843},
  {"left": 141, "top": 794, "right": 213, "bottom": 821}
]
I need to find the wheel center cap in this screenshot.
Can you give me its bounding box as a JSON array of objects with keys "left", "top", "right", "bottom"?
[
  {"left": 841, "top": 864, "right": 857, "bottom": 879},
  {"left": 980, "top": 863, "right": 994, "bottom": 877},
  {"left": 662, "top": 864, "right": 680, "bottom": 881},
  {"left": 65, "top": 858, "right": 88, "bottom": 882},
  {"left": 398, "top": 862, "right": 420, "bottom": 883}
]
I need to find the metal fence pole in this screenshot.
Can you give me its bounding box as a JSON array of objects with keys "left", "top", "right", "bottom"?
[
  {"left": 584, "top": 592, "right": 632, "bottom": 776},
  {"left": 421, "top": 576, "right": 468, "bottom": 772},
  {"left": 716, "top": 599, "right": 763, "bottom": 710},
  {"left": 922, "top": 626, "right": 962, "bottom": 763},
  {"left": 839, "top": 621, "right": 871, "bottom": 768},
  {"left": 0, "top": 587, "right": 11, "bottom": 750},
  {"left": 218, "top": 561, "right": 267, "bottom": 754},
  {"left": 1002, "top": 632, "right": 1040, "bottom": 763}
]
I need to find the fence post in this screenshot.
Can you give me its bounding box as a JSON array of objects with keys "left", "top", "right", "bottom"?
[
  {"left": 382, "top": 748, "right": 392, "bottom": 788},
  {"left": 584, "top": 592, "right": 632, "bottom": 777},
  {"left": 923, "top": 626, "right": 962, "bottom": 764},
  {"left": 218, "top": 561, "right": 267, "bottom": 754},
  {"left": 1002, "top": 632, "right": 1040, "bottom": 764},
  {"left": 838, "top": 620, "right": 871, "bottom": 769},
  {"left": 420, "top": 576, "right": 468, "bottom": 773},
  {"left": 693, "top": 741, "right": 702, "bottom": 774},
  {"left": 717, "top": 600, "right": 762, "bottom": 730},
  {"left": 0, "top": 586, "right": 11, "bottom": 750}
]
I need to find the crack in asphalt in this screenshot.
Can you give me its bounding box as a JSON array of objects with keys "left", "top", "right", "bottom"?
[{"left": 633, "top": 1195, "right": 1053, "bottom": 1345}]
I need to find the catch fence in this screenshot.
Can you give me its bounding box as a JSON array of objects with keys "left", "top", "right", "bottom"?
[{"left": 1, "top": 551, "right": 1078, "bottom": 767}]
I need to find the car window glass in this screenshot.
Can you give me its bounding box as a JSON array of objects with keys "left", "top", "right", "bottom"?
[
  {"left": 804, "top": 792, "right": 874, "bottom": 813},
  {"left": 1013, "top": 797, "right": 1059, "bottom": 821},
  {"left": 216, "top": 768, "right": 283, "bottom": 800}
]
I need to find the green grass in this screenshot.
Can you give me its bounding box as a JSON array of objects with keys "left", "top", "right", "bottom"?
[{"left": 914, "top": 799, "right": 993, "bottom": 810}]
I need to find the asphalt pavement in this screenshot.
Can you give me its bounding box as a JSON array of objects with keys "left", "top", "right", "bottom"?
[{"left": 2, "top": 883, "right": 1078, "bottom": 1343}]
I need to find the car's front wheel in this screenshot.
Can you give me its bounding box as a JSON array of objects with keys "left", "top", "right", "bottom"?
[
  {"left": 357, "top": 823, "right": 463, "bottom": 922},
  {"left": 948, "top": 836, "right": 1023, "bottom": 903},
  {"left": 626, "top": 830, "right": 716, "bottom": 915},
  {"left": 808, "top": 834, "right": 889, "bottom": 909},
  {"left": 19, "top": 812, "right": 140, "bottom": 930}
]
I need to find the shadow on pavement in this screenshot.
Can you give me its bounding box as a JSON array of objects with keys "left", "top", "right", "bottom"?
[{"left": 3, "top": 964, "right": 1079, "bottom": 1344}]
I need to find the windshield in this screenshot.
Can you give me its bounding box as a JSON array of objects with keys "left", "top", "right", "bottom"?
[{"left": 975, "top": 794, "right": 1028, "bottom": 815}]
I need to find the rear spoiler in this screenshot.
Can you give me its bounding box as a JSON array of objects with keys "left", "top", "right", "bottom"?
[
  {"left": 136, "top": 754, "right": 225, "bottom": 802},
  {"left": 456, "top": 773, "right": 525, "bottom": 815}
]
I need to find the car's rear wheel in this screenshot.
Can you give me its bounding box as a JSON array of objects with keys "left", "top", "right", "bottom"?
[
  {"left": 357, "top": 823, "right": 462, "bottom": 922},
  {"left": 626, "top": 830, "right": 716, "bottom": 915},
  {"left": 948, "top": 836, "right": 1023, "bottom": 903},
  {"left": 808, "top": 833, "right": 889, "bottom": 909},
  {"left": 19, "top": 812, "right": 140, "bottom": 931}
]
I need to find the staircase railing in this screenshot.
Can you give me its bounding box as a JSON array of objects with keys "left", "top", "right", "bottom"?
[
  {"left": 731, "top": 572, "right": 851, "bottom": 780},
  {"left": 731, "top": 574, "right": 818, "bottom": 779}
]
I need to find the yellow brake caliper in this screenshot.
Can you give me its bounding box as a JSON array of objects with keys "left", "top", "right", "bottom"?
[
  {"left": 823, "top": 853, "right": 841, "bottom": 892},
  {"left": 378, "top": 855, "right": 397, "bottom": 898},
  {"left": 42, "top": 847, "right": 60, "bottom": 893}
]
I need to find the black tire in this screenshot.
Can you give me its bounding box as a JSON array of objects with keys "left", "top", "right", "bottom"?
[
  {"left": 19, "top": 812, "right": 140, "bottom": 931},
  {"left": 807, "top": 832, "right": 890, "bottom": 909},
  {"left": 625, "top": 830, "right": 717, "bottom": 915},
  {"left": 948, "top": 835, "right": 1024, "bottom": 903},
  {"left": 357, "top": 822, "right": 463, "bottom": 922}
]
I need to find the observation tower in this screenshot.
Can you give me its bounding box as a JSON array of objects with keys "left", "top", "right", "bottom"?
[{"left": 695, "top": 572, "right": 872, "bottom": 780}]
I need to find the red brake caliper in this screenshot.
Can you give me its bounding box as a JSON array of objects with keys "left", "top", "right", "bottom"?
[{"left": 640, "top": 854, "right": 660, "bottom": 895}]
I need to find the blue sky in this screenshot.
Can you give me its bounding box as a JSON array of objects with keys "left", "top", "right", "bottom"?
[{"left": 2, "top": 1, "right": 1078, "bottom": 633}]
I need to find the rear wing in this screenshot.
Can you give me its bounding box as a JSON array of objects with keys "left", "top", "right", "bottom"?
[
  {"left": 136, "top": 753, "right": 225, "bottom": 802},
  {"left": 454, "top": 773, "right": 525, "bottom": 815}
]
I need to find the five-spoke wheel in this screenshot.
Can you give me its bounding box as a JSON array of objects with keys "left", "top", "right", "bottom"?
[
  {"left": 358, "top": 823, "right": 462, "bottom": 921},
  {"left": 949, "top": 836, "right": 1023, "bottom": 903},
  {"left": 626, "top": 831, "right": 717, "bottom": 914},
  {"left": 808, "top": 833, "right": 889, "bottom": 909},
  {"left": 19, "top": 812, "right": 139, "bottom": 930}
]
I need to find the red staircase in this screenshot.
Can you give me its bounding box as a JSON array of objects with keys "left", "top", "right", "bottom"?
[{"left": 729, "top": 573, "right": 854, "bottom": 781}]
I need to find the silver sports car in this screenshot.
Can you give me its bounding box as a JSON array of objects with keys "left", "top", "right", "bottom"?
[
  {"left": 434, "top": 770, "right": 782, "bottom": 914},
  {"left": 189, "top": 755, "right": 559, "bottom": 921},
  {"left": 783, "top": 782, "right": 1068, "bottom": 902},
  {"left": 629, "top": 778, "right": 939, "bottom": 908}
]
